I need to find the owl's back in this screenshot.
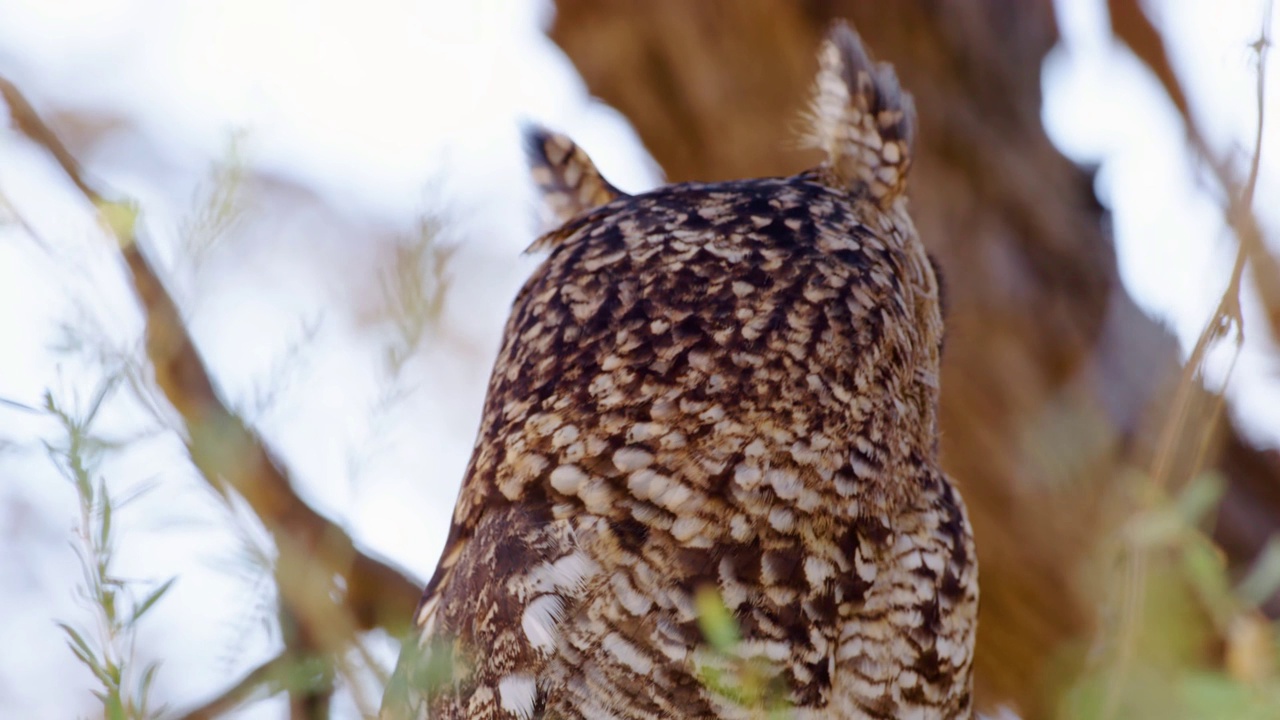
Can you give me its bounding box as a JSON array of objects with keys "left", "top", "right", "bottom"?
[{"left": 383, "top": 21, "right": 977, "bottom": 720}]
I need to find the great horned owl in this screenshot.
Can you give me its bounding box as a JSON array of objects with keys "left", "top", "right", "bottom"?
[{"left": 383, "top": 21, "right": 977, "bottom": 720}]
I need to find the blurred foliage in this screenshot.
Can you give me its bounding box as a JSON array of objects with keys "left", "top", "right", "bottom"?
[
  {"left": 1057, "top": 7, "right": 1280, "bottom": 717},
  {"left": 180, "top": 131, "right": 248, "bottom": 266},
  {"left": 44, "top": 376, "right": 174, "bottom": 720},
  {"left": 1061, "top": 476, "right": 1280, "bottom": 720},
  {"left": 694, "top": 586, "right": 792, "bottom": 718},
  {"left": 380, "top": 215, "right": 455, "bottom": 378}
]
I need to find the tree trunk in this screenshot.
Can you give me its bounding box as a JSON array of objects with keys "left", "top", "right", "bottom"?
[{"left": 547, "top": 1, "right": 1280, "bottom": 716}]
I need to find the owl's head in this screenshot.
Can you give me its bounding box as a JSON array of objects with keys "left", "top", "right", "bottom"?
[{"left": 510, "top": 22, "right": 945, "bottom": 513}]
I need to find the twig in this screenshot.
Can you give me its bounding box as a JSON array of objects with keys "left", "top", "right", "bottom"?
[
  {"left": 0, "top": 78, "right": 103, "bottom": 203},
  {"left": 174, "top": 651, "right": 290, "bottom": 720},
  {"left": 1144, "top": 0, "right": 1271, "bottom": 492}
]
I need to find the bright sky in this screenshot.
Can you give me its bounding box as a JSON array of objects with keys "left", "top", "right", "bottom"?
[
  {"left": 1047, "top": 0, "right": 1280, "bottom": 445},
  {"left": 0, "top": 1, "right": 1275, "bottom": 718}
]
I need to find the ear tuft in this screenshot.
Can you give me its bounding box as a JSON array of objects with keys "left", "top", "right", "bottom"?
[
  {"left": 804, "top": 21, "right": 916, "bottom": 204},
  {"left": 523, "top": 124, "right": 626, "bottom": 227}
]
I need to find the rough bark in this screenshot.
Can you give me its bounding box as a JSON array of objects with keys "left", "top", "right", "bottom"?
[{"left": 548, "top": 1, "right": 1280, "bottom": 716}]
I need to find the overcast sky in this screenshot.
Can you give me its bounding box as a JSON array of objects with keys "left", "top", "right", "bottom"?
[{"left": 0, "top": 1, "right": 1276, "bottom": 717}]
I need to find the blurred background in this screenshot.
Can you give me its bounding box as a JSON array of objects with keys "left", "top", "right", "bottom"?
[{"left": 1, "top": 0, "right": 1278, "bottom": 718}]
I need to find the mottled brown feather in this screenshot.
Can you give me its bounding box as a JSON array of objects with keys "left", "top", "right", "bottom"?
[{"left": 383, "top": 20, "right": 977, "bottom": 720}]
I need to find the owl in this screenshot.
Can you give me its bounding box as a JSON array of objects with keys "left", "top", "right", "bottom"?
[{"left": 382, "top": 21, "right": 977, "bottom": 720}]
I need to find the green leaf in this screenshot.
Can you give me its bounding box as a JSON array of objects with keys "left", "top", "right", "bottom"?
[
  {"left": 137, "top": 662, "right": 161, "bottom": 702},
  {"left": 1175, "top": 473, "right": 1226, "bottom": 526},
  {"left": 415, "top": 637, "right": 462, "bottom": 696},
  {"left": 99, "top": 490, "right": 113, "bottom": 549},
  {"left": 130, "top": 578, "right": 176, "bottom": 625},
  {"left": 59, "top": 623, "right": 97, "bottom": 671},
  {"left": 105, "top": 690, "right": 126, "bottom": 720},
  {"left": 1177, "top": 671, "right": 1252, "bottom": 719},
  {"left": 694, "top": 586, "right": 740, "bottom": 653},
  {"left": 1238, "top": 536, "right": 1280, "bottom": 608},
  {"left": 102, "top": 587, "right": 117, "bottom": 625},
  {"left": 74, "top": 465, "right": 95, "bottom": 509},
  {"left": 1126, "top": 507, "right": 1183, "bottom": 547},
  {"left": 82, "top": 374, "right": 119, "bottom": 428},
  {"left": 86, "top": 655, "right": 115, "bottom": 688},
  {"left": 1181, "top": 534, "right": 1235, "bottom": 624}
]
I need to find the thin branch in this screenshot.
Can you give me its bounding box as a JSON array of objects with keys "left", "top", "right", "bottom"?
[
  {"left": 174, "top": 652, "right": 290, "bottom": 720},
  {"left": 0, "top": 78, "right": 103, "bottom": 203},
  {"left": 0, "top": 394, "right": 41, "bottom": 413},
  {"left": 1146, "top": 0, "right": 1271, "bottom": 492},
  {"left": 0, "top": 190, "right": 58, "bottom": 253}
]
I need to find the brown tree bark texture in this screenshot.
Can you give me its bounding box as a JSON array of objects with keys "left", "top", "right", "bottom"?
[{"left": 548, "top": 1, "right": 1280, "bottom": 716}]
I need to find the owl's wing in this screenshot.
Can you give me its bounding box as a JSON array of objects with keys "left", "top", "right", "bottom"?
[
  {"left": 383, "top": 130, "right": 635, "bottom": 718},
  {"left": 524, "top": 125, "right": 627, "bottom": 231},
  {"left": 381, "top": 504, "right": 598, "bottom": 720}
]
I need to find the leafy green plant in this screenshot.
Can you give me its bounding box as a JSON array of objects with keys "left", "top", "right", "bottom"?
[{"left": 45, "top": 378, "right": 175, "bottom": 720}]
